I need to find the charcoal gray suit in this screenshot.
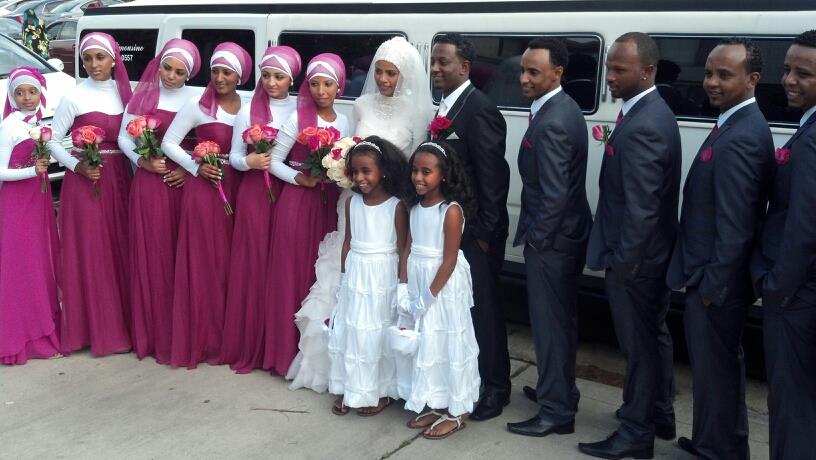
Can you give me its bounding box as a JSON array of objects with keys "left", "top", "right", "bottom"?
[
  {"left": 587, "top": 89, "right": 681, "bottom": 444},
  {"left": 514, "top": 89, "right": 592, "bottom": 424},
  {"left": 668, "top": 101, "right": 774, "bottom": 460}
]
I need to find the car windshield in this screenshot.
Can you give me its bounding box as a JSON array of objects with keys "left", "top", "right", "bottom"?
[
  {"left": 0, "top": 34, "right": 52, "bottom": 78},
  {"left": 49, "top": 0, "right": 83, "bottom": 14}
]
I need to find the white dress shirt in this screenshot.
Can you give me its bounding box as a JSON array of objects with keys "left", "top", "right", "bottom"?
[
  {"left": 621, "top": 86, "right": 657, "bottom": 116},
  {"left": 437, "top": 80, "right": 471, "bottom": 117},
  {"left": 530, "top": 86, "right": 563, "bottom": 119},
  {"left": 800, "top": 105, "right": 816, "bottom": 127},
  {"left": 716, "top": 97, "right": 756, "bottom": 128}
]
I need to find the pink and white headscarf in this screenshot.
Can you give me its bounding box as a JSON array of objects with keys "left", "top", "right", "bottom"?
[
  {"left": 198, "top": 41, "right": 252, "bottom": 118},
  {"left": 296, "top": 53, "right": 346, "bottom": 132},
  {"left": 127, "top": 38, "right": 201, "bottom": 115},
  {"left": 3, "top": 66, "right": 46, "bottom": 123},
  {"left": 249, "top": 45, "right": 301, "bottom": 126},
  {"left": 79, "top": 32, "right": 132, "bottom": 106}
]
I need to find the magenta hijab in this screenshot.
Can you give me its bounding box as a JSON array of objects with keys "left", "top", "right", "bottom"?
[
  {"left": 3, "top": 66, "right": 46, "bottom": 122},
  {"left": 79, "top": 32, "right": 132, "bottom": 107},
  {"left": 198, "top": 42, "right": 252, "bottom": 118},
  {"left": 127, "top": 38, "right": 201, "bottom": 115},
  {"left": 249, "top": 45, "right": 301, "bottom": 126},
  {"left": 296, "top": 53, "right": 346, "bottom": 132}
]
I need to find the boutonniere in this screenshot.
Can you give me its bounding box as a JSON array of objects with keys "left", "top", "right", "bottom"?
[
  {"left": 775, "top": 147, "right": 792, "bottom": 165},
  {"left": 428, "top": 116, "right": 454, "bottom": 140},
  {"left": 592, "top": 124, "right": 614, "bottom": 156},
  {"left": 699, "top": 146, "right": 714, "bottom": 162}
]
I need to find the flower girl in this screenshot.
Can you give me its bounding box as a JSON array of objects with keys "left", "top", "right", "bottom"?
[
  {"left": 401, "top": 140, "right": 480, "bottom": 439},
  {"left": 328, "top": 135, "right": 409, "bottom": 416}
]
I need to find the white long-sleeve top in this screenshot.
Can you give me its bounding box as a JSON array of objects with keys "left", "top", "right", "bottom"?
[
  {"left": 160, "top": 95, "right": 239, "bottom": 176},
  {"left": 117, "top": 84, "right": 200, "bottom": 166},
  {"left": 270, "top": 111, "right": 349, "bottom": 185},
  {"left": 46, "top": 78, "right": 124, "bottom": 172},
  {"left": 0, "top": 114, "right": 38, "bottom": 182},
  {"left": 229, "top": 95, "right": 296, "bottom": 171}
]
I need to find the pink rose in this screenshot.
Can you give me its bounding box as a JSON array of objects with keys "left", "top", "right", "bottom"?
[
  {"left": 39, "top": 126, "right": 52, "bottom": 142},
  {"left": 352, "top": 136, "right": 362, "bottom": 143},
  {"left": 261, "top": 126, "right": 278, "bottom": 142},
  {"left": 126, "top": 117, "right": 147, "bottom": 138},
  {"left": 192, "top": 140, "right": 220, "bottom": 161},
  {"left": 331, "top": 148, "right": 343, "bottom": 160},
  {"left": 592, "top": 125, "right": 605, "bottom": 142},
  {"left": 699, "top": 147, "right": 713, "bottom": 162},
  {"left": 316, "top": 128, "right": 333, "bottom": 148},
  {"left": 91, "top": 126, "right": 105, "bottom": 144},
  {"left": 145, "top": 115, "right": 161, "bottom": 130},
  {"left": 296, "top": 126, "right": 318, "bottom": 146},
  {"left": 775, "top": 147, "right": 791, "bottom": 165},
  {"left": 604, "top": 144, "right": 615, "bottom": 156},
  {"left": 326, "top": 126, "right": 341, "bottom": 144},
  {"left": 243, "top": 125, "right": 264, "bottom": 144}
]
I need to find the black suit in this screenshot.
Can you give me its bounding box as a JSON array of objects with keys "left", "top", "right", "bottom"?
[
  {"left": 586, "top": 90, "right": 680, "bottom": 444},
  {"left": 668, "top": 102, "right": 773, "bottom": 460},
  {"left": 439, "top": 83, "right": 511, "bottom": 398},
  {"left": 751, "top": 112, "right": 816, "bottom": 460},
  {"left": 513, "top": 90, "right": 591, "bottom": 424}
]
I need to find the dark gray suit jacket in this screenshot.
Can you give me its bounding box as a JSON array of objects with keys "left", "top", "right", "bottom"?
[
  {"left": 513, "top": 90, "right": 591, "bottom": 257},
  {"left": 752, "top": 112, "right": 816, "bottom": 308},
  {"left": 586, "top": 90, "right": 681, "bottom": 279},
  {"left": 667, "top": 103, "right": 774, "bottom": 305}
]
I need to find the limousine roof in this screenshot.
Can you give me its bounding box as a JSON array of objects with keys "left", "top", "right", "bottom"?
[{"left": 94, "top": 0, "right": 816, "bottom": 14}]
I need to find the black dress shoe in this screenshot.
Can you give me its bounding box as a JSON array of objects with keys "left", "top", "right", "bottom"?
[
  {"left": 676, "top": 437, "right": 699, "bottom": 456},
  {"left": 469, "top": 393, "right": 510, "bottom": 421},
  {"left": 507, "top": 415, "right": 574, "bottom": 437},
  {"left": 523, "top": 385, "right": 537, "bottom": 403},
  {"left": 655, "top": 422, "right": 676, "bottom": 441},
  {"left": 578, "top": 432, "right": 654, "bottom": 459}
]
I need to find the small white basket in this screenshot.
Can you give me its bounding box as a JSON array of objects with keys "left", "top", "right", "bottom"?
[{"left": 388, "top": 316, "right": 421, "bottom": 357}]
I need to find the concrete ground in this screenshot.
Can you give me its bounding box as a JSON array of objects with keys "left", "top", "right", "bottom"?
[{"left": 1, "top": 324, "right": 769, "bottom": 460}]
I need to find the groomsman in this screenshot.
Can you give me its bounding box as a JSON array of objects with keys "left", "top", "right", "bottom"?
[
  {"left": 429, "top": 34, "right": 512, "bottom": 420},
  {"left": 751, "top": 29, "right": 816, "bottom": 460},
  {"left": 505, "top": 37, "right": 591, "bottom": 438},
  {"left": 668, "top": 37, "right": 773, "bottom": 460},
  {"left": 579, "top": 32, "right": 681, "bottom": 459}
]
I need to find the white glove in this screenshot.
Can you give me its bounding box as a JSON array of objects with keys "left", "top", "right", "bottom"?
[
  {"left": 411, "top": 287, "right": 436, "bottom": 317},
  {"left": 396, "top": 283, "right": 411, "bottom": 315}
]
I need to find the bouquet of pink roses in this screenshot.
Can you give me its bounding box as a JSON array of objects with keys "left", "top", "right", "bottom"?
[
  {"left": 28, "top": 126, "right": 52, "bottom": 193},
  {"left": 192, "top": 140, "right": 233, "bottom": 216},
  {"left": 126, "top": 115, "right": 163, "bottom": 160},
  {"left": 242, "top": 124, "right": 279, "bottom": 203},
  {"left": 71, "top": 125, "right": 106, "bottom": 196},
  {"left": 296, "top": 126, "right": 342, "bottom": 204}
]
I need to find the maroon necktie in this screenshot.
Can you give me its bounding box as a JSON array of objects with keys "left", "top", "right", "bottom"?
[
  {"left": 615, "top": 110, "right": 624, "bottom": 127},
  {"left": 710, "top": 123, "right": 718, "bottom": 138}
]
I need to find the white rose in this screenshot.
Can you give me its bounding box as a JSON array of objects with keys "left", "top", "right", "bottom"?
[
  {"left": 29, "top": 126, "right": 41, "bottom": 140},
  {"left": 321, "top": 154, "right": 333, "bottom": 169}
]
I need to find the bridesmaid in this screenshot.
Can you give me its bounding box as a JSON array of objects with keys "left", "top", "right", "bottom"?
[
  {"left": 264, "top": 53, "right": 350, "bottom": 375},
  {"left": 0, "top": 67, "right": 61, "bottom": 364},
  {"left": 117, "top": 38, "right": 201, "bottom": 364},
  {"left": 48, "top": 32, "right": 133, "bottom": 356},
  {"left": 221, "top": 46, "right": 301, "bottom": 373},
  {"left": 161, "top": 42, "right": 252, "bottom": 369}
]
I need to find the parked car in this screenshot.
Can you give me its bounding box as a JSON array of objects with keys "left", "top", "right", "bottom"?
[
  {"left": 3, "top": 0, "right": 69, "bottom": 23},
  {"left": 45, "top": 15, "right": 74, "bottom": 74},
  {"left": 0, "top": 16, "right": 20, "bottom": 38},
  {"left": 0, "top": 32, "right": 75, "bottom": 185},
  {"left": 41, "top": 0, "right": 118, "bottom": 24},
  {"left": 0, "top": 0, "right": 37, "bottom": 16}
]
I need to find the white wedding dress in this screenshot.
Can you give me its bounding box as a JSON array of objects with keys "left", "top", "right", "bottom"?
[{"left": 286, "top": 37, "right": 433, "bottom": 393}]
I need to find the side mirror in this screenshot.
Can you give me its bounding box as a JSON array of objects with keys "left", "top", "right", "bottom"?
[{"left": 47, "top": 58, "right": 65, "bottom": 72}]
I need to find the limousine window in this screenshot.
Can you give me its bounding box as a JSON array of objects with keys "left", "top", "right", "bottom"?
[
  {"left": 434, "top": 34, "right": 603, "bottom": 114},
  {"left": 182, "top": 29, "right": 255, "bottom": 91},
  {"left": 78, "top": 29, "right": 158, "bottom": 80},
  {"left": 279, "top": 32, "right": 406, "bottom": 99},
  {"left": 652, "top": 35, "right": 800, "bottom": 125}
]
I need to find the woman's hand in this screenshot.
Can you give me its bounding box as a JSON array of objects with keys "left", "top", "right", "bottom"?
[
  {"left": 245, "top": 152, "right": 272, "bottom": 171},
  {"left": 138, "top": 156, "right": 169, "bottom": 175},
  {"left": 163, "top": 167, "right": 188, "bottom": 188},
  {"left": 34, "top": 158, "right": 49, "bottom": 175},
  {"left": 75, "top": 162, "right": 101, "bottom": 181},
  {"left": 198, "top": 162, "right": 222, "bottom": 183},
  {"left": 294, "top": 172, "right": 321, "bottom": 188}
]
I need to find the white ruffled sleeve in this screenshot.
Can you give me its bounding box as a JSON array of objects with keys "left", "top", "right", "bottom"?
[
  {"left": 0, "top": 123, "right": 36, "bottom": 181},
  {"left": 269, "top": 112, "right": 300, "bottom": 185},
  {"left": 118, "top": 111, "right": 140, "bottom": 166},
  {"left": 161, "top": 97, "right": 201, "bottom": 176},
  {"left": 229, "top": 107, "right": 250, "bottom": 171},
  {"left": 46, "top": 94, "right": 79, "bottom": 171}
]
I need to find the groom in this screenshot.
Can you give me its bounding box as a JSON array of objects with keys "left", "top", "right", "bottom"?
[{"left": 429, "top": 33, "right": 511, "bottom": 421}]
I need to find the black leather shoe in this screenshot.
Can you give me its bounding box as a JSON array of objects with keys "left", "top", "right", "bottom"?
[
  {"left": 469, "top": 393, "right": 510, "bottom": 421},
  {"left": 655, "top": 422, "right": 676, "bottom": 441},
  {"left": 676, "top": 437, "right": 699, "bottom": 456},
  {"left": 507, "top": 415, "right": 574, "bottom": 437},
  {"left": 523, "top": 385, "right": 537, "bottom": 403},
  {"left": 578, "top": 432, "right": 654, "bottom": 459}
]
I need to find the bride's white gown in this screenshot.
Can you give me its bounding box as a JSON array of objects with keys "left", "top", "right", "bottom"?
[{"left": 286, "top": 93, "right": 426, "bottom": 392}]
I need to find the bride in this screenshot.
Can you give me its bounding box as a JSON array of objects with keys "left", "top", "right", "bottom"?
[{"left": 286, "top": 36, "right": 432, "bottom": 392}]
